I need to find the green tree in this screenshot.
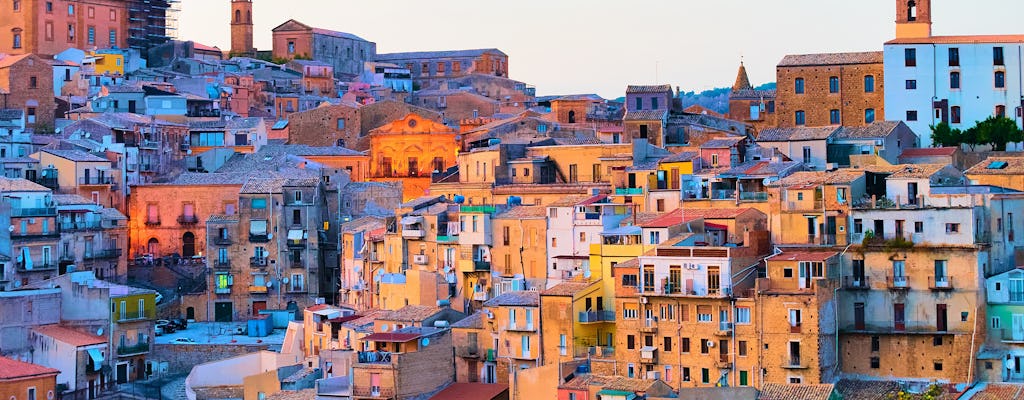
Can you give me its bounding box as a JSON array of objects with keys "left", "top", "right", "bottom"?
[
  {"left": 972, "top": 116, "right": 1024, "bottom": 151},
  {"left": 929, "top": 122, "right": 962, "bottom": 148}
]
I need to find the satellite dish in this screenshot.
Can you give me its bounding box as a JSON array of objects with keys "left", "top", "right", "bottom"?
[
  {"left": 266, "top": 281, "right": 273, "bottom": 288},
  {"left": 7, "top": 226, "right": 13, "bottom": 232},
  {"left": 282, "top": 277, "right": 290, "bottom": 284},
  {"left": 381, "top": 324, "right": 389, "bottom": 332},
  {"left": 420, "top": 338, "right": 430, "bottom": 347},
  {"left": 268, "top": 233, "right": 273, "bottom": 239},
  {"left": 97, "top": 327, "right": 104, "bottom": 336},
  {"left": 707, "top": 341, "right": 716, "bottom": 348},
  {"left": 1007, "top": 357, "right": 1015, "bottom": 370}
]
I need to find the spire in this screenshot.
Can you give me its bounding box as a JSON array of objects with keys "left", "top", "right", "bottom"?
[{"left": 732, "top": 60, "right": 753, "bottom": 92}]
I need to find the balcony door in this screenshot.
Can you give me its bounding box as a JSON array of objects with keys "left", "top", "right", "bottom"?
[
  {"left": 936, "top": 304, "right": 948, "bottom": 332},
  {"left": 182, "top": 232, "right": 195, "bottom": 258},
  {"left": 1013, "top": 314, "right": 1024, "bottom": 341}
]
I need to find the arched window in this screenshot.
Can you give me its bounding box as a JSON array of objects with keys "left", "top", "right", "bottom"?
[
  {"left": 182, "top": 232, "right": 196, "bottom": 258},
  {"left": 235, "top": 9, "right": 240, "bottom": 23},
  {"left": 147, "top": 238, "right": 159, "bottom": 256},
  {"left": 247, "top": 10, "right": 251, "bottom": 23},
  {"left": 907, "top": 0, "right": 917, "bottom": 21},
  {"left": 568, "top": 110, "right": 576, "bottom": 124}
]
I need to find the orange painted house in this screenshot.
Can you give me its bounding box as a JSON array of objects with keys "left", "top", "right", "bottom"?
[{"left": 368, "top": 114, "right": 459, "bottom": 201}]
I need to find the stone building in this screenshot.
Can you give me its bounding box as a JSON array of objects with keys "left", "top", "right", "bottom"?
[
  {"left": 367, "top": 113, "right": 459, "bottom": 200},
  {"left": 285, "top": 100, "right": 440, "bottom": 150},
  {"left": 53, "top": 194, "right": 127, "bottom": 282},
  {"left": 0, "top": 0, "right": 129, "bottom": 56},
  {"left": 271, "top": 19, "right": 376, "bottom": 80},
  {"left": 0, "top": 54, "right": 56, "bottom": 131},
  {"left": 728, "top": 62, "right": 777, "bottom": 132},
  {"left": 0, "top": 177, "right": 59, "bottom": 288},
  {"left": 230, "top": 0, "right": 255, "bottom": 57},
  {"left": 775, "top": 52, "right": 885, "bottom": 128},
  {"left": 375, "top": 49, "right": 508, "bottom": 87}
]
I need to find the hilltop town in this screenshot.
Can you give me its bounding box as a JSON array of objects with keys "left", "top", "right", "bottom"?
[{"left": 1, "top": 0, "right": 1024, "bottom": 399}]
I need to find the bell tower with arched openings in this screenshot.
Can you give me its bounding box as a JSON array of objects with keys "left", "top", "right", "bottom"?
[
  {"left": 895, "top": 0, "right": 932, "bottom": 39},
  {"left": 230, "top": 0, "right": 254, "bottom": 56}
]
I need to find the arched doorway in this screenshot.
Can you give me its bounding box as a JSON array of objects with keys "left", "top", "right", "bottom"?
[
  {"left": 568, "top": 110, "right": 576, "bottom": 124},
  {"left": 147, "top": 238, "right": 159, "bottom": 256},
  {"left": 182, "top": 232, "right": 195, "bottom": 258}
]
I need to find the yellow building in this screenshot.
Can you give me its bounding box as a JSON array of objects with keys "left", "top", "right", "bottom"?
[
  {"left": 965, "top": 156, "right": 1024, "bottom": 192},
  {"left": 767, "top": 170, "right": 867, "bottom": 247},
  {"left": 368, "top": 114, "right": 459, "bottom": 201},
  {"left": 451, "top": 291, "right": 542, "bottom": 384},
  {"left": 88, "top": 51, "right": 125, "bottom": 76},
  {"left": 539, "top": 281, "right": 607, "bottom": 366},
  {"left": 490, "top": 206, "right": 548, "bottom": 290}
]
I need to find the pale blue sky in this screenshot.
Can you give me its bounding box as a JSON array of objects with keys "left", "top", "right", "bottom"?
[{"left": 178, "top": 0, "right": 1024, "bottom": 98}]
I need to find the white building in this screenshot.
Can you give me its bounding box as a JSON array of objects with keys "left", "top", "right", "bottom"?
[
  {"left": 883, "top": 0, "right": 1024, "bottom": 147},
  {"left": 545, "top": 195, "right": 629, "bottom": 286}
]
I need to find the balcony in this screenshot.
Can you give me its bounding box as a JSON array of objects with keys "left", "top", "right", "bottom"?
[
  {"left": 214, "top": 287, "right": 231, "bottom": 295},
  {"left": 710, "top": 189, "right": 735, "bottom": 200},
  {"left": 17, "top": 263, "right": 58, "bottom": 272},
  {"left": 578, "top": 310, "right": 615, "bottom": 324},
  {"left": 117, "top": 341, "right": 150, "bottom": 356},
  {"left": 249, "top": 285, "right": 268, "bottom": 294},
  {"left": 640, "top": 346, "right": 657, "bottom": 364},
  {"left": 213, "top": 236, "right": 232, "bottom": 246},
  {"left": 401, "top": 229, "right": 425, "bottom": 238},
  {"left": 139, "top": 164, "right": 155, "bottom": 172},
  {"left": 249, "top": 234, "right": 270, "bottom": 243},
  {"left": 12, "top": 207, "right": 57, "bottom": 217},
  {"left": 351, "top": 387, "right": 394, "bottom": 399},
  {"left": 214, "top": 260, "right": 231, "bottom": 270},
  {"left": 473, "top": 261, "right": 490, "bottom": 271},
  {"left": 287, "top": 238, "right": 307, "bottom": 249},
  {"left": 356, "top": 351, "right": 393, "bottom": 365},
  {"left": 250, "top": 257, "right": 268, "bottom": 267},
  {"left": 31, "top": 177, "right": 59, "bottom": 190},
  {"left": 614, "top": 187, "right": 644, "bottom": 196},
  {"left": 886, "top": 275, "right": 910, "bottom": 290},
  {"left": 11, "top": 230, "right": 60, "bottom": 239},
  {"left": 460, "top": 205, "right": 497, "bottom": 213},
  {"left": 805, "top": 234, "right": 837, "bottom": 246},
  {"left": 60, "top": 220, "right": 102, "bottom": 231},
  {"left": 741, "top": 192, "right": 765, "bottom": 202},
  {"left": 79, "top": 177, "right": 114, "bottom": 186},
  {"left": 639, "top": 318, "right": 658, "bottom": 333},
  {"left": 997, "top": 328, "right": 1024, "bottom": 343},
  {"left": 485, "top": 349, "right": 496, "bottom": 362},
  {"left": 85, "top": 249, "right": 122, "bottom": 260},
  {"left": 842, "top": 276, "right": 871, "bottom": 290},
  {"left": 715, "top": 322, "right": 734, "bottom": 336},
  {"left": 781, "top": 355, "right": 809, "bottom": 369},
  {"left": 784, "top": 200, "right": 824, "bottom": 212},
  {"left": 177, "top": 215, "right": 199, "bottom": 225},
  {"left": 716, "top": 354, "right": 732, "bottom": 369},
  {"left": 455, "top": 346, "right": 480, "bottom": 359},
  {"left": 929, "top": 276, "right": 954, "bottom": 291},
  {"left": 144, "top": 218, "right": 161, "bottom": 226},
  {"left": 472, "top": 291, "right": 488, "bottom": 301},
  {"left": 139, "top": 140, "right": 160, "bottom": 149},
  {"left": 506, "top": 323, "right": 536, "bottom": 333}
]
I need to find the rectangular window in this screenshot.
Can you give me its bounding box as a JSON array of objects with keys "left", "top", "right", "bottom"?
[
  {"left": 627, "top": 335, "right": 635, "bottom": 350},
  {"left": 994, "top": 47, "right": 1005, "bottom": 66},
  {"left": 697, "top": 305, "right": 712, "bottom": 322},
  {"left": 865, "top": 108, "right": 876, "bottom": 124},
  {"left": 68, "top": 24, "right": 75, "bottom": 41},
  {"left": 829, "top": 109, "right": 840, "bottom": 124},
  {"left": 795, "top": 110, "right": 806, "bottom": 126},
  {"left": 996, "top": 71, "right": 1006, "bottom": 89},
  {"left": 701, "top": 368, "right": 710, "bottom": 384},
  {"left": 634, "top": 97, "right": 642, "bottom": 111},
  {"left": 906, "top": 110, "right": 918, "bottom": 121},
  {"left": 736, "top": 307, "right": 751, "bottom": 324},
  {"left": 739, "top": 341, "right": 747, "bottom": 356},
  {"left": 905, "top": 48, "right": 917, "bottom": 67},
  {"left": 109, "top": 29, "right": 116, "bottom": 46},
  {"left": 651, "top": 97, "right": 659, "bottom": 109},
  {"left": 68, "top": 4, "right": 74, "bottom": 15},
  {"left": 794, "top": 78, "right": 805, "bottom": 94},
  {"left": 336, "top": 118, "right": 345, "bottom": 130},
  {"left": 864, "top": 75, "right": 875, "bottom": 92},
  {"left": 945, "top": 223, "right": 960, "bottom": 233},
  {"left": 663, "top": 336, "right": 672, "bottom": 351},
  {"left": 681, "top": 337, "right": 690, "bottom": 353},
  {"left": 948, "top": 48, "right": 959, "bottom": 66},
  {"left": 29, "top": 76, "right": 36, "bottom": 88},
  {"left": 950, "top": 72, "right": 960, "bottom": 89},
  {"left": 829, "top": 76, "right": 839, "bottom": 93},
  {"left": 251, "top": 198, "right": 267, "bottom": 209},
  {"left": 906, "top": 80, "right": 917, "bottom": 90}
]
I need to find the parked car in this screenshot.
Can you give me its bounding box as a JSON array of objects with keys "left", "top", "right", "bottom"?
[
  {"left": 170, "top": 318, "right": 188, "bottom": 330},
  {"left": 155, "top": 325, "right": 166, "bottom": 336},
  {"left": 155, "top": 293, "right": 164, "bottom": 304},
  {"left": 171, "top": 337, "right": 196, "bottom": 344},
  {"left": 155, "top": 320, "right": 175, "bottom": 335}
]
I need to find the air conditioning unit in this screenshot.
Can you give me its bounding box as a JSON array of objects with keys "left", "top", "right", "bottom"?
[
  {"left": 412, "top": 255, "right": 428, "bottom": 265},
  {"left": 640, "top": 296, "right": 648, "bottom": 304}
]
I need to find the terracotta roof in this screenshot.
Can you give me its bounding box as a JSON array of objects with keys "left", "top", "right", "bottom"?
[
  {"left": 899, "top": 147, "right": 958, "bottom": 158},
  {"left": 361, "top": 332, "right": 422, "bottom": 343},
  {"left": 887, "top": 164, "right": 947, "bottom": 179},
  {"left": 626, "top": 84, "right": 672, "bottom": 94},
  {"left": 834, "top": 121, "right": 902, "bottom": 139},
  {"left": 450, "top": 312, "right": 484, "bottom": 329},
  {"left": 560, "top": 374, "right": 607, "bottom": 390},
  {"left": 886, "top": 34, "right": 1024, "bottom": 45},
  {"left": 757, "top": 126, "right": 840, "bottom": 142},
  {"left": 767, "top": 251, "right": 838, "bottom": 262},
  {"left": 541, "top": 282, "right": 595, "bottom": 297},
  {"left": 306, "top": 304, "right": 333, "bottom": 312},
  {"left": 483, "top": 291, "right": 539, "bottom": 307},
  {"left": 661, "top": 151, "right": 699, "bottom": 163},
  {"left": 970, "top": 384, "right": 1024, "bottom": 400},
  {"left": 0, "top": 54, "right": 33, "bottom": 69},
  {"left": 547, "top": 195, "right": 593, "bottom": 208},
  {"left": 494, "top": 206, "right": 547, "bottom": 219},
  {"left": 680, "top": 208, "right": 755, "bottom": 220},
  {"left": 378, "top": 305, "right": 440, "bottom": 322},
  {"left": 759, "top": 383, "right": 836, "bottom": 400},
  {"left": 602, "top": 376, "right": 660, "bottom": 392},
  {"left": 0, "top": 177, "right": 49, "bottom": 192},
  {"left": 577, "top": 194, "right": 609, "bottom": 206},
  {"left": 641, "top": 209, "right": 685, "bottom": 228},
  {"left": 53, "top": 194, "right": 94, "bottom": 205},
  {"left": 834, "top": 379, "right": 901, "bottom": 400},
  {"left": 733, "top": 62, "right": 753, "bottom": 91},
  {"left": 623, "top": 110, "right": 668, "bottom": 121},
  {"left": 701, "top": 137, "right": 745, "bottom": 148},
  {"left": 41, "top": 149, "right": 109, "bottom": 163},
  {"left": 769, "top": 170, "right": 865, "bottom": 187},
  {"left": 966, "top": 156, "right": 1024, "bottom": 175},
  {"left": 0, "top": 356, "right": 59, "bottom": 380},
  {"left": 376, "top": 48, "right": 506, "bottom": 61},
  {"left": 32, "top": 325, "right": 106, "bottom": 347},
  {"left": 778, "top": 51, "right": 882, "bottom": 67},
  {"left": 429, "top": 383, "right": 509, "bottom": 400}
]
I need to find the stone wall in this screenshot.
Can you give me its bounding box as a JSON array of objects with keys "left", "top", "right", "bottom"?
[
  {"left": 776, "top": 61, "right": 885, "bottom": 128},
  {"left": 149, "top": 343, "right": 267, "bottom": 375}
]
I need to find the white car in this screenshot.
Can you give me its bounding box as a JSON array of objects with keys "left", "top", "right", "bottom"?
[{"left": 170, "top": 337, "right": 196, "bottom": 344}]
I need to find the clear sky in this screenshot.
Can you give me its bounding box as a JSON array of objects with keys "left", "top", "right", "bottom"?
[{"left": 177, "top": 0, "right": 1024, "bottom": 98}]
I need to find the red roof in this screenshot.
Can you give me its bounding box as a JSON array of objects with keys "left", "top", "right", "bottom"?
[
  {"left": 32, "top": 325, "right": 106, "bottom": 347},
  {"left": 361, "top": 332, "right": 422, "bottom": 343},
  {"left": 192, "top": 42, "right": 222, "bottom": 53},
  {"left": 641, "top": 209, "right": 692, "bottom": 228},
  {"left": 900, "top": 147, "right": 957, "bottom": 157},
  {"left": 767, "top": 251, "right": 838, "bottom": 262},
  {"left": 328, "top": 314, "right": 363, "bottom": 323},
  {"left": 0, "top": 356, "right": 59, "bottom": 380},
  {"left": 577, "top": 194, "right": 608, "bottom": 206},
  {"left": 306, "top": 304, "right": 332, "bottom": 312},
  {"left": 681, "top": 208, "right": 753, "bottom": 220},
  {"left": 429, "top": 383, "right": 509, "bottom": 400},
  {"left": 705, "top": 222, "right": 728, "bottom": 230}
]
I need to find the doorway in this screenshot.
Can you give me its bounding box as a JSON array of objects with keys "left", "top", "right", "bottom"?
[
  {"left": 214, "top": 302, "right": 233, "bottom": 322},
  {"left": 252, "top": 301, "right": 267, "bottom": 316},
  {"left": 182, "top": 232, "right": 196, "bottom": 258},
  {"left": 116, "top": 362, "right": 129, "bottom": 384},
  {"left": 186, "top": 307, "right": 195, "bottom": 321}
]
